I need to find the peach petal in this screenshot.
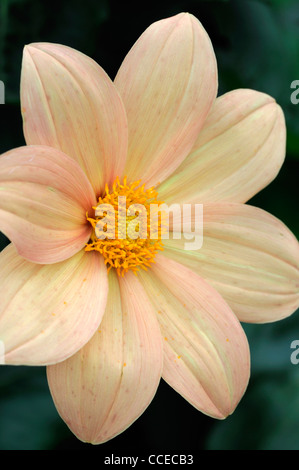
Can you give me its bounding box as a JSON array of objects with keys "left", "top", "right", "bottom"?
[
  {"left": 158, "top": 89, "right": 286, "bottom": 204},
  {"left": 47, "top": 270, "right": 163, "bottom": 444},
  {"left": 138, "top": 256, "right": 250, "bottom": 418},
  {"left": 164, "top": 202, "right": 299, "bottom": 323},
  {"left": 0, "top": 244, "right": 108, "bottom": 365},
  {"left": 0, "top": 145, "right": 96, "bottom": 264},
  {"left": 21, "top": 43, "right": 128, "bottom": 196},
  {"left": 114, "top": 13, "right": 217, "bottom": 188}
]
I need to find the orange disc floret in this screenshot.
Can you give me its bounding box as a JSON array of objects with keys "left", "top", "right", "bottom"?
[{"left": 85, "top": 177, "right": 165, "bottom": 276}]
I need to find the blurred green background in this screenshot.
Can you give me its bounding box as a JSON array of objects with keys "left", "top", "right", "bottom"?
[{"left": 0, "top": 0, "right": 299, "bottom": 451}]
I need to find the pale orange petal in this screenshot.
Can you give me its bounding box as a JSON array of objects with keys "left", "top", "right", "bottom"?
[
  {"left": 21, "top": 43, "right": 128, "bottom": 196},
  {"left": 0, "top": 244, "right": 108, "bottom": 365},
  {"left": 138, "top": 256, "right": 250, "bottom": 418},
  {"left": 158, "top": 89, "right": 286, "bottom": 204},
  {"left": 114, "top": 13, "right": 217, "bottom": 188},
  {"left": 164, "top": 202, "right": 299, "bottom": 323},
  {"left": 0, "top": 145, "right": 96, "bottom": 264},
  {"left": 47, "top": 270, "right": 163, "bottom": 444}
]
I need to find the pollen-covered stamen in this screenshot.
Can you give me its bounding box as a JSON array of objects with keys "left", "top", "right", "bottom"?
[{"left": 85, "top": 177, "right": 165, "bottom": 276}]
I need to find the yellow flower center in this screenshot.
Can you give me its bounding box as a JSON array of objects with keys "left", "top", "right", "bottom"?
[{"left": 85, "top": 177, "right": 164, "bottom": 276}]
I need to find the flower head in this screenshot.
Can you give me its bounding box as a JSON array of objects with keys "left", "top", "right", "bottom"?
[{"left": 0, "top": 13, "right": 298, "bottom": 444}]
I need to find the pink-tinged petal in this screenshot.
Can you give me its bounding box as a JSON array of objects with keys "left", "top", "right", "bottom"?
[
  {"left": 138, "top": 256, "right": 250, "bottom": 418},
  {"left": 0, "top": 244, "right": 108, "bottom": 365},
  {"left": 158, "top": 89, "right": 286, "bottom": 204},
  {"left": 164, "top": 203, "right": 299, "bottom": 323},
  {"left": 114, "top": 13, "right": 217, "bottom": 188},
  {"left": 47, "top": 270, "right": 163, "bottom": 444},
  {"left": 0, "top": 145, "right": 96, "bottom": 264},
  {"left": 21, "top": 43, "right": 128, "bottom": 196}
]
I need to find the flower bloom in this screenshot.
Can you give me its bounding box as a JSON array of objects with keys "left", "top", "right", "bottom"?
[{"left": 0, "top": 13, "right": 298, "bottom": 444}]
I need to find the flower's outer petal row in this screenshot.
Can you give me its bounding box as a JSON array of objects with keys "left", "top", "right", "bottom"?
[
  {"left": 21, "top": 43, "right": 128, "bottom": 196},
  {"left": 138, "top": 256, "right": 250, "bottom": 418},
  {"left": 0, "top": 145, "right": 96, "bottom": 264},
  {"left": 165, "top": 202, "right": 299, "bottom": 323},
  {"left": 47, "top": 270, "right": 163, "bottom": 444},
  {"left": 0, "top": 244, "right": 108, "bottom": 365},
  {"left": 158, "top": 89, "right": 286, "bottom": 204},
  {"left": 114, "top": 13, "right": 217, "bottom": 188}
]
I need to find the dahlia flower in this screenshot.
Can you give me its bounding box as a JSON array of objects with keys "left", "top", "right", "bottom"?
[{"left": 0, "top": 13, "right": 298, "bottom": 444}]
